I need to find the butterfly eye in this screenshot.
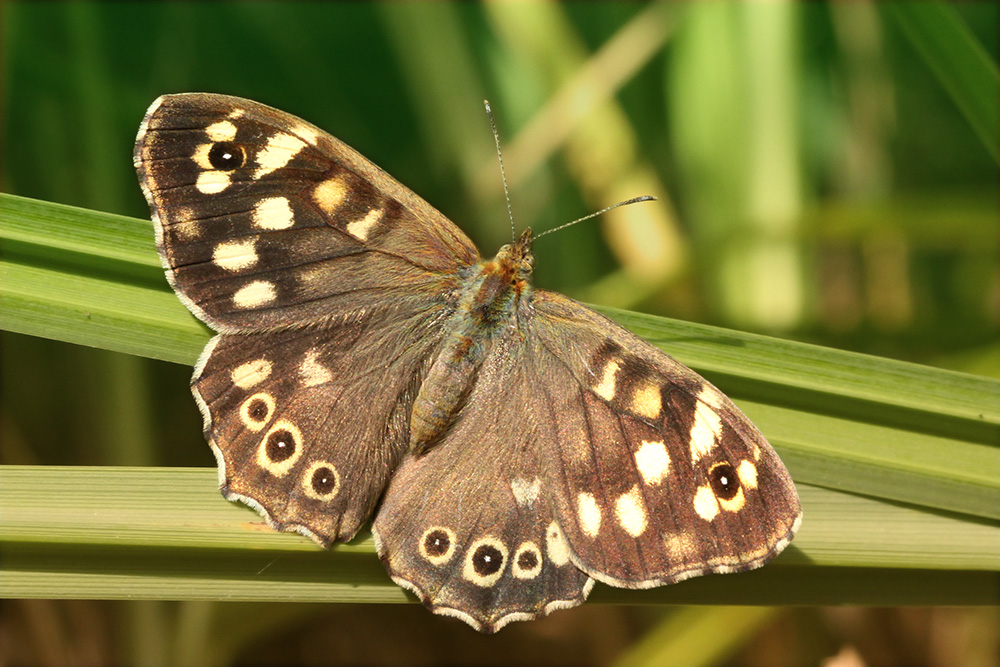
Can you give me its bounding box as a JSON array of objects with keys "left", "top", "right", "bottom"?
[
  {"left": 208, "top": 141, "right": 245, "bottom": 170},
  {"left": 709, "top": 462, "right": 740, "bottom": 500}
]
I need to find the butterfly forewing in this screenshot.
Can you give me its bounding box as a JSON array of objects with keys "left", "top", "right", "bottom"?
[
  {"left": 135, "top": 93, "right": 478, "bottom": 332},
  {"left": 531, "top": 291, "right": 801, "bottom": 585},
  {"left": 136, "top": 93, "right": 801, "bottom": 633}
]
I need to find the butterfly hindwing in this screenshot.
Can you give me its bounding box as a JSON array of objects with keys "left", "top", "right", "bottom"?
[
  {"left": 373, "top": 331, "right": 593, "bottom": 632},
  {"left": 194, "top": 301, "right": 444, "bottom": 544},
  {"left": 135, "top": 93, "right": 478, "bottom": 332}
]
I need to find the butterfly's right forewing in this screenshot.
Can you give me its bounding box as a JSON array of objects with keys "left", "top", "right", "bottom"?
[{"left": 135, "top": 93, "right": 478, "bottom": 333}]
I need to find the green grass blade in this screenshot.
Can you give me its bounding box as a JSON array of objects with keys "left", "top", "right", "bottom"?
[
  {"left": 2, "top": 193, "right": 998, "bottom": 522},
  {"left": 885, "top": 2, "right": 1000, "bottom": 162},
  {"left": 1, "top": 467, "right": 997, "bottom": 604}
]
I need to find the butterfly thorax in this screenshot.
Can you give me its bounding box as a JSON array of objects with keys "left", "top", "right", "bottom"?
[{"left": 409, "top": 230, "right": 535, "bottom": 454}]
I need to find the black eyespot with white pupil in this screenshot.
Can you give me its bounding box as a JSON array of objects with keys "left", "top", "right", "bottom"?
[
  {"left": 311, "top": 466, "right": 337, "bottom": 495},
  {"left": 248, "top": 397, "right": 269, "bottom": 421},
  {"left": 517, "top": 549, "right": 538, "bottom": 571},
  {"left": 710, "top": 463, "right": 740, "bottom": 500},
  {"left": 208, "top": 142, "right": 244, "bottom": 170},
  {"left": 266, "top": 429, "right": 296, "bottom": 462},
  {"left": 423, "top": 530, "right": 451, "bottom": 558},
  {"left": 472, "top": 544, "right": 504, "bottom": 576}
]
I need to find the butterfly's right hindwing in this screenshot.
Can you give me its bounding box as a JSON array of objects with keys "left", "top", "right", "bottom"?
[
  {"left": 135, "top": 93, "right": 479, "bottom": 332},
  {"left": 195, "top": 303, "right": 443, "bottom": 545}
]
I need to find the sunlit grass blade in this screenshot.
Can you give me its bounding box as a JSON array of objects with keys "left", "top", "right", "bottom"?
[
  {"left": 2, "top": 193, "right": 998, "bottom": 521},
  {"left": 1, "top": 467, "right": 997, "bottom": 604}
]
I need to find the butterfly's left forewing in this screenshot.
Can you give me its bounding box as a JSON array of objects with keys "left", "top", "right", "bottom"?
[{"left": 530, "top": 291, "right": 801, "bottom": 586}]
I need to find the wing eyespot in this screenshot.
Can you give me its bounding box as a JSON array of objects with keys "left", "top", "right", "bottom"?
[
  {"left": 302, "top": 461, "right": 340, "bottom": 501},
  {"left": 239, "top": 392, "right": 275, "bottom": 432},
  {"left": 419, "top": 527, "right": 457, "bottom": 565},
  {"left": 462, "top": 537, "right": 508, "bottom": 587},
  {"left": 208, "top": 141, "right": 246, "bottom": 171},
  {"left": 708, "top": 461, "right": 740, "bottom": 500}
]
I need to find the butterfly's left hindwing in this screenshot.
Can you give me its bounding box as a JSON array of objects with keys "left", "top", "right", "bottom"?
[{"left": 194, "top": 302, "right": 442, "bottom": 544}]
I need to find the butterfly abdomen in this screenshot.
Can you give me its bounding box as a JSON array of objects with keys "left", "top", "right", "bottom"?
[{"left": 408, "top": 241, "right": 535, "bottom": 452}]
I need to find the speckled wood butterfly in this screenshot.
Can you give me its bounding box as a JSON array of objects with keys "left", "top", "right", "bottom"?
[{"left": 135, "top": 93, "right": 801, "bottom": 632}]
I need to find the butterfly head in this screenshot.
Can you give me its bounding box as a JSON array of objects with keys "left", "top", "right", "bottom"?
[{"left": 494, "top": 228, "right": 535, "bottom": 285}]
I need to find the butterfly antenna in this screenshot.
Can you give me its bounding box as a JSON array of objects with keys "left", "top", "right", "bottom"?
[
  {"left": 484, "top": 100, "right": 517, "bottom": 243},
  {"left": 535, "top": 195, "right": 657, "bottom": 239}
]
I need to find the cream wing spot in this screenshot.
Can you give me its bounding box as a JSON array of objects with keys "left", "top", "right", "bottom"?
[
  {"left": 419, "top": 527, "right": 456, "bottom": 566},
  {"left": 213, "top": 239, "right": 258, "bottom": 272},
  {"left": 634, "top": 440, "right": 671, "bottom": 486},
  {"left": 615, "top": 486, "right": 648, "bottom": 537},
  {"left": 195, "top": 170, "right": 231, "bottom": 194},
  {"left": 593, "top": 359, "right": 621, "bottom": 401},
  {"left": 545, "top": 522, "right": 571, "bottom": 566},
  {"left": 239, "top": 392, "right": 275, "bottom": 432},
  {"left": 700, "top": 385, "right": 725, "bottom": 409},
  {"left": 512, "top": 542, "right": 543, "bottom": 580},
  {"left": 299, "top": 348, "right": 333, "bottom": 387},
  {"left": 233, "top": 281, "right": 276, "bottom": 309},
  {"left": 462, "top": 537, "right": 508, "bottom": 587},
  {"left": 689, "top": 389, "right": 723, "bottom": 463},
  {"left": 227, "top": 109, "right": 245, "bottom": 119},
  {"left": 253, "top": 132, "right": 307, "bottom": 179},
  {"left": 738, "top": 459, "right": 758, "bottom": 489},
  {"left": 345, "top": 208, "right": 383, "bottom": 241},
  {"left": 301, "top": 461, "right": 340, "bottom": 501},
  {"left": 630, "top": 382, "right": 662, "bottom": 420},
  {"left": 204, "top": 120, "right": 238, "bottom": 142},
  {"left": 252, "top": 196, "right": 296, "bottom": 230},
  {"left": 231, "top": 358, "right": 272, "bottom": 389},
  {"left": 256, "top": 419, "right": 303, "bottom": 477},
  {"left": 293, "top": 124, "right": 319, "bottom": 145},
  {"left": 577, "top": 492, "right": 602, "bottom": 538},
  {"left": 693, "top": 485, "right": 720, "bottom": 521},
  {"left": 510, "top": 477, "right": 541, "bottom": 508},
  {"left": 312, "top": 176, "right": 348, "bottom": 214}
]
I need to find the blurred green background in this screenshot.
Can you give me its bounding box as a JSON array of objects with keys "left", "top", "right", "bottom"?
[{"left": 1, "top": 2, "right": 997, "bottom": 665}]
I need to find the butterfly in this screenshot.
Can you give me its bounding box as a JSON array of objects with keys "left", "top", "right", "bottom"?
[{"left": 134, "top": 93, "right": 801, "bottom": 632}]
